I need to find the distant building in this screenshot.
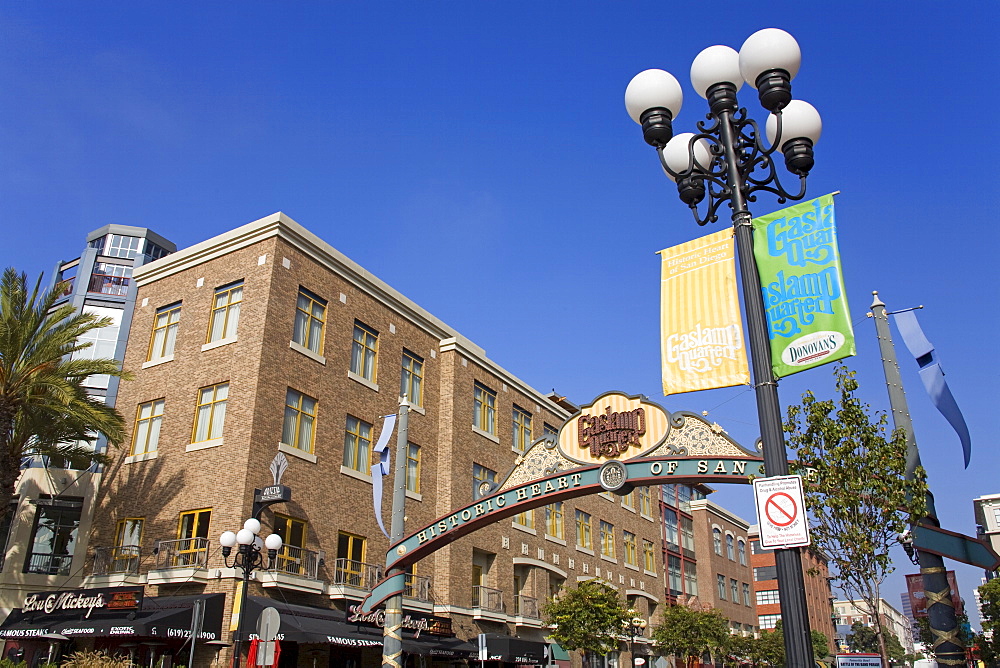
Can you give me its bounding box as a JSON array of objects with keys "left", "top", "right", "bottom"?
[
  {"left": 0, "top": 225, "right": 175, "bottom": 612},
  {"left": 973, "top": 493, "right": 1000, "bottom": 580},
  {"left": 834, "top": 598, "right": 914, "bottom": 654},
  {"left": 748, "top": 525, "right": 836, "bottom": 652},
  {"left": 688, "top": 497, "right": 756, "bottom": 635}
]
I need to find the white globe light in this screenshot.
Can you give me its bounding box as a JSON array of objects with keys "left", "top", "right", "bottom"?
[
  {"left": 766, "top": 100, "right": 822, "bottom": 146},
  {"left": 243, "top": 518, "right": 261, "bottom": 535},
  {"left": 624, "top": 69, "right": 683, "bottom": 124},
  {"left": 264, "top": 534, "right": 283, "bottom": 551},
  {"left": 739, "top": 28, "right": 801, "bottom": 88},
  {"left": 690, "top": 45, "right": 744, "bottom": 99},
  {"left": 236, "top": 528, "right": 255, "bottom": 545},
  {"left": 661, "top": 133, "right": 712, "bottom": 181},
  {"left": 219, "top": 531, "right": 237, "bottom": 548}
]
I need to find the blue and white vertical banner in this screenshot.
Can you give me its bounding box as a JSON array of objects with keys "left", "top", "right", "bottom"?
[{"left": 370, "top": 413, "right": 397, "bottom": 539}]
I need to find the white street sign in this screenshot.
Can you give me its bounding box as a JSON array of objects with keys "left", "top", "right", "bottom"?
[{"left": 753, "top": 475, "right": 810, "bottom": 548}]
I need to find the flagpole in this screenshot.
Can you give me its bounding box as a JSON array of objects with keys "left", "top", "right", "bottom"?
[
  {"left": 870, "top": 292, "right": 964, "bottom": 667},
  {"left": 382, "top": 398, "right": 409, "bottom": 668}
]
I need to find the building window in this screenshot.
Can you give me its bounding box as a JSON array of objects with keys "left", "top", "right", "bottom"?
[
  {"left": 282, "top": 389, "right": 317, "bottom": 453},
  {"left": 193, "top": 383, "right": 228, "bottom": 442},
  {"left": 207, "top": 282, "right": 243, "bottom": 342},
  {"left": 751, "top": 539, "right": 770, "bottom": 554},
  {"left": 713, "top": 528, "right": 723, "bottom": 555},
  {"left": 726, "top": 534, "right": 735, "bottom": 560},
  {"left": 638, "top": 486, "right": 653, "bottom": 516},
  {"left": 343, "top": 415, "right": 373, "bottom": 472},
  {"left": 576, "top": 510, "right": 592, "bottom": 549},
  {"left": 176, "top": 508, "right": 211, "bottom": 566},
  {"left": 668, "top": 555, "right": 682, "bottom": 596},
  {"left": 131, "top": 399, "right": 164, "bottom": 456},
  {"left": 543, "top": 423, "right": 558, "bottom": 440},
  {"left": 680, "top": 516, "right": 695, "bottom": 554},
  {"left": 273, "top": 514, "right": 308, "bottom": 574},
  {"left": 89, "top": 262, "right": 132, "bottom": 296},
  {"left": 473, "top": 463, "right": 497, "bottom": 485},
  {"left": 148, "top": 303, "right": 180, "bottom": 361},
  {"left": 743, "top": 583, "right": 751, "bottom": 606},
  {"left": 642, "top": 539, "right": 656, "bottom": 573},
  {"left": 599, "top": 521, "right": 615, "bottom": 558},
  {"left": 623, "top": 531, "right": 637, "bottom": 566},
  {"left": 717, "top": 574, "right": 726, "bottom": 600},
  {"left": 738, "top": 538, "right": 747, "bottom": 565},
  {"left": 621, "top": 489, "right": 635, "bottom": 509},
  {"left": 545, "top": 503, "right": 564, "bottom": 539},
  {"left": 401, "top": 350, "right": 423, "bottom": 406},
  {"left": 664, "top": 508, "right": 679, "bottom": 548},
  {"left": 514, "top": 509, "right": 534, "bottom": 529},
  {"left": 337, "top": 531, "right": 367, "bottom": 586},
  {"left": 293, "top": 288, "right": 326, "bottom": 354},
  {"left": 24, "top": 497, "right": 83, "bottom": 575},
  {"left": 756, "top": 589, "right": 781, "bottom": 606},
  {"left": 754, "top": 565, "right": 778, "bottom": 581},
  {"left": 512, "top": 405, "right": 532, "bottom": 452},
  {"left": 473, "top": 382, "right": 496, "bottom": 434},
  {"left": 406, "top": 443, "right": 420, "bottom": 493},
  {"left": 350, "top": 321, "right": 378, "bottom": 381},
  {"left": 104, "top": 234, "right": 142, "bottom": 258},
  {"left": 684, "top": 561, "right": 698, "bottom": 596},
  {"left": 758, "top": 614, "right": 781, "bottom": 630},
  {"left": 731, "top": 578, "right": 739, "bottom": 602},
  {"left": 113, "top": 517, "right": 143, "bottom": 573}
]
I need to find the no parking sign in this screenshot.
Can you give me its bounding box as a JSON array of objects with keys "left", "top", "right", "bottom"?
[{"left": 753, "top": 475, "right": 811, "bottom": 548}]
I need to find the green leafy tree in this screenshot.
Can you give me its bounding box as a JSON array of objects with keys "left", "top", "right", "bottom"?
[
  {"left": 761, "top": 621, "right": 831, "bottom": 665},
  {"left": 847, "top": 622, "right": 880, "bottom": 653},
  {"left": 977, "top": 578, "right": 1000, "bottom": 665},
  {"left": 650, "top": 602, "right": 730, "bottom": 667},
  {"left": 785, "top": 365, "right": 928, "bottom": 665},
  {"left": 542, "top": 580, "right": 627, "bottom": 656},
  {"left": 0, "top": 268, "right": 129, "bottom": 521}
]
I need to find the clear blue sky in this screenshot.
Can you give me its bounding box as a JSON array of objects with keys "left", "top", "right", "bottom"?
[{"left": 3, "top": 1, "right": 998, "bottom": 627}]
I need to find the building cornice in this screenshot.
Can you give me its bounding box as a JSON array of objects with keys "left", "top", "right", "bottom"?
[{"left": 133, "top": 212, "right": 569, "bottom": 418}]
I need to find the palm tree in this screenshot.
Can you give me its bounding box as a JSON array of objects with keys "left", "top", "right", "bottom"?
[{"left": 0, "top": 268, "right": 129, "bottom": 521}]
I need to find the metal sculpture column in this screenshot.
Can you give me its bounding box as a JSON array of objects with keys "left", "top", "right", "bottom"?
[{"left": 382, "top": 399, "right": 410, "bottom": 668}]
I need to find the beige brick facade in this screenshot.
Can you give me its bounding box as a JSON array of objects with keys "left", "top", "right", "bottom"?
[
  {"left": 688, "top": 499, "right": 756, "bottom": 634},
  {"left": 85, "top": 213, "right": 665, "bottom": 667}
]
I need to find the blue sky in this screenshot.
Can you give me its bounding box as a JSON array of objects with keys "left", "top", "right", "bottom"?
[{"left": 3, "top": 2, "right": 998, "bottom": 626}]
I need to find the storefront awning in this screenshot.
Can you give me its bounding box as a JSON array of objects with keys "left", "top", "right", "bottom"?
[
  {"left": 0, "top": 594, "right": 224, "bottom": 642},
  {"left": 482, "top": 634, "right": 546, "bottom": 664}
]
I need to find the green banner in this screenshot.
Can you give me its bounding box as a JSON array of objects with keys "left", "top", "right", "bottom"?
[{"left": 752, "top": 193, "right": 855, "bottom": 377}]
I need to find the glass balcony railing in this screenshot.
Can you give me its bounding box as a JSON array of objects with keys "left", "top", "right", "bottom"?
[
  {"left": 93, "top": 545, "right": 141, "bottom": 575},
  {"left": 472, "top": 585, "right": 504, "bottom": 612}
]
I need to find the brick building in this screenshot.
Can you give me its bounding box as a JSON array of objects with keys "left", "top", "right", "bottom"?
[
  {"left": 748, "top": 525, "right": 836, "bottom": 652},
  {"left": 688, "top": 498, "right": 756, "bottom": 635},
  {"left": 2, "top": 213, "right": 665, "bottom": 668}
]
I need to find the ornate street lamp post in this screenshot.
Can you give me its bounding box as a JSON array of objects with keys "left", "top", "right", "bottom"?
[
  {"left": 622, "top": 610, "right": 648, "bottom": 668},
  {"left": 220, "top": 519, "right": 283, "bottom": 668},
  {"left": 624, "top": 28, "right": 822, "bottom": 667}
]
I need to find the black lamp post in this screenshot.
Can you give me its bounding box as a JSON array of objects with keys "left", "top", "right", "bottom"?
[
  {"left": 624, "top": 28, "right": 822, "bottom": 668},
  {"left": 622, "top": 610, "right": 647, "bottom": 668},
  {"left": 220, "top": 519, "right": 283, "bottom": 668}
]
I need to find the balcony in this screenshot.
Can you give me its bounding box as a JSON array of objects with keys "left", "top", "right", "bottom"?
[
  {"left": 404, "top": 573, "right": 433, "bottom": 603},
  {"left": 85, "top": 545, "right": 146, "bottom": 588},
  {"left": 93, "top": 545, "right": 141, "bottom": 575},
  {"left": 147, "top": 537, "right": 212, "bottom": 585},
  {"left": 258, "top": 546, "right": 325, "bottom": 594},
  {"left": 472, "top": 585, "right": 506, "bottom": 622},
  {"left": 87, "top": 273, "right": 130, "bottom": 296},
  {"left": 327, "top": 558, "right": 382, "bottom": 600},
  {"left": 24, "top": 553, "right": 73, "bottom": 576},
  {"left": 513, "top": 595, "right": 543, "bottom": 627}
]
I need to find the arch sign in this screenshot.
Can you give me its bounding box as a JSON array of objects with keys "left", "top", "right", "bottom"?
[{"left": 360, "top": 391, "right": 766, "bottom": 613}]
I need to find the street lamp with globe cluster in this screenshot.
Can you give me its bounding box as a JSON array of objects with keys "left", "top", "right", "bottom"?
[
  {"left": 624, "top": 28, "right": 821, "bottom": 668},
  {"left": 219, "top": 519, "right": 283, "bottom": 667},
  {"left": 622, "top": 610, "right": 648, "bottom": 668}
]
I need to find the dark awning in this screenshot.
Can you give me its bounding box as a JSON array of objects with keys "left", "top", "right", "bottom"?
[
  {"left": 240, "top": 597, "right": 382, "bottom": 647},
  {"left": 403, "top": 635, "right": 476, "bottom": 658},
  {"left": 482, "top": 634, "right": 546, "bottom": 664},
  {"left": 0, "top": 594, "right": 224, "bottom": 642}
]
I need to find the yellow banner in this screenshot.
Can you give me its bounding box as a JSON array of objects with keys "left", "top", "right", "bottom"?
[{"left": 659, "top": 229, "right": 749, "bottom": 395}]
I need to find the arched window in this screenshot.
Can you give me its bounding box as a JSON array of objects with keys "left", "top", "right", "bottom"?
[
  {"left": 713, "top": 527, "right": 722, "bottom": 555},
  {"left": 738, "top": 538, "right": 747, "bottom": 565},
  {"left": 726, "top": 534, "right": 735, "bottom": 560}
]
